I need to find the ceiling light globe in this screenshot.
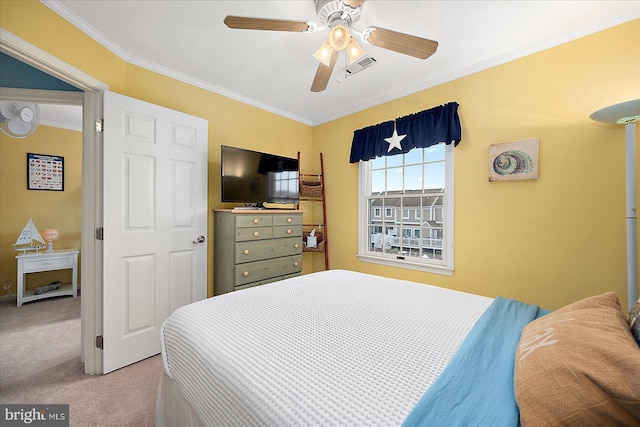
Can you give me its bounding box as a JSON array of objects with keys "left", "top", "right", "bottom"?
[
  {"left": 329, "top": 24, "right": 350, "bottom": 51},
  {"left": 313, "top": 40, "right": 334, "bottom": 66},
  {"left": 346, "top": 38, "right": 366, "bottom": 64}
]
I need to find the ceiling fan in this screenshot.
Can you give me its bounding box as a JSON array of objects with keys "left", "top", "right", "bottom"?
[
  {"left": 224, "top": 0, "right": 438, "bottom": 92},
  {"left": 0, "top": 101, "right": 40, "bottom": 138}
]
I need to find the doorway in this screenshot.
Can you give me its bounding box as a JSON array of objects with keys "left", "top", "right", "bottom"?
[
  {"left": 1, "top": 28, "right": 109, "bottom": 374},
  {"left": 2, "top": 28, "right": 209, "bottom": 375},
  {"left": 0, "top": 99, "right": 83, "bottom": 307},
  {"left": 0, "top": 98, "right": 83, "bottom": 280}
]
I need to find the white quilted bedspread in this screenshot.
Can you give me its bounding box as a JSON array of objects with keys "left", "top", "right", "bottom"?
[{"left": 160, "top": 270, "right": 492, "bottom": 427}]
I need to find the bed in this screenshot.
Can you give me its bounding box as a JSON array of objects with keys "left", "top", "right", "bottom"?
[{"left": 156, "top": 270, "right": 640, "bottom": 427}]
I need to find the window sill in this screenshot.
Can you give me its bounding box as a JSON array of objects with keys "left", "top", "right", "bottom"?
[{"left": 357, "top": 253, "right": 454, "bottom": 276}]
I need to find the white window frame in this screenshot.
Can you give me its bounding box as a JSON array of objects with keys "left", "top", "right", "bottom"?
[
  {"left": 374, "top": 207, "right": 381, "bottom": 217},
  {"left": 357, "top": 144, "right": 454, "bottom": 275}
]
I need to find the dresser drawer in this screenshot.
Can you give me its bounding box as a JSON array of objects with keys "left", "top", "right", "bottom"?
[
  {"left": 273, "top": 225, "right": 302, "bottom": 239},
  {"left": 273, "top": 214, "right": 302, "bottom": 226},
  {"left": 235, "top": 227, "right": 273, "bottom": 242},
  {"left": 234, "top": 272, "right": 302, "bottom": 292},
  {"left": 234, "top": 255, "right": 302, "bottom": 286},
  {"left": 235, "top": 237, "right": 302, "bottom": 263},
  {"left": 22, "top": 256, "right": 74, "bottom": 272},
  {"left": 235, "top": 215, "right": 273, "bottom": 228}
]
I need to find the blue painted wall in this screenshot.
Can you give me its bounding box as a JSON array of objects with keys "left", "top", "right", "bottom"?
[{"left": 0, "top": 52, "right": 82, "bottom": 91}]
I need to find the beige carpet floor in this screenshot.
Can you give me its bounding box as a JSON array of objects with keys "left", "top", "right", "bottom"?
[{"left": 0, "top": 294, "right": 162, "bottom": 426}]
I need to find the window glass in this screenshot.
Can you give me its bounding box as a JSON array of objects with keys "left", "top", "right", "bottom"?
[
  {"left": 405, "top": 148, "right": 423, "bottom": 165},
  {"left": 372, "top": 169, "right": 385, "bottom": 194},
  {"left": 404, "top": 164, "right": 422, "bottom": 192},
  {"left": 358, "top": 144, "right": 453, "bottom": 274},
  {"left": 386, "top": 167, "right": 403, "bottom": 192},
  {"left": 426, "top": 144, "right": 445, "bottom": 162}
]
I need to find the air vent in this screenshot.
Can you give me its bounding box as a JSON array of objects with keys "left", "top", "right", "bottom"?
[{"left": 345, "top": 55, "right": 377, "bottom": 77}]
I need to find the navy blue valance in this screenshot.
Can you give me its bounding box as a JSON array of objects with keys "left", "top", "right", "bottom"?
[{"left": 349, "top": 102, "right": 461, "bottom": 163}]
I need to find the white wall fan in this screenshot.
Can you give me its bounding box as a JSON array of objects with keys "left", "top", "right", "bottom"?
[
  {"left": 224, "top": 0, "right": 439, "bottom": 92},
  {"left": 0, "top": 101, "right": 40, "bottom": 138}
]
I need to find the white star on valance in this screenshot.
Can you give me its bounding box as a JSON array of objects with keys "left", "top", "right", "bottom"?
[{"left": 384, "top": 126, "right": 407, "bottom": 153}]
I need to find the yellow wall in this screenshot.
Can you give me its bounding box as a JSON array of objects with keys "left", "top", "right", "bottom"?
[
  {"left": 1, "top": 1, "right": 637, "bottom": 308},
  {"left": 0, "top": 1, "right": 314, "bottom": 297},
  {"left": 315, "top": 19, "right": 639, "bottom": 310},
  {"left": 0, "top": 126, "right": 82, "bottom": 290}
]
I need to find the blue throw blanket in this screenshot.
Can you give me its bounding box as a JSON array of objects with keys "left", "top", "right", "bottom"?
[{"left": 403, "top": 297, "right": 549, "bottom": 427}]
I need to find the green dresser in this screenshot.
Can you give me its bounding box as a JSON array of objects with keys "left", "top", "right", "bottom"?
[{"left": 214, "top": 210, "right": 303, "bottom": 295}]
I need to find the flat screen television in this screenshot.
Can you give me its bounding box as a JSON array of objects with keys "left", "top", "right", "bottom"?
[{"left": 221, "top": 145, "right": 299, "bottom": 207}]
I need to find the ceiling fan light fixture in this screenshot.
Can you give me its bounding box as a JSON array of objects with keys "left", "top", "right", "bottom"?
[
  {"left": 223, "top": 1, "right": 440, "bottom": 93},
  {"left": 328, "top": 23, "right": 350, "bottom": 51},
  {"left": 346, "top": 37, "right": 366, "bottom": 64},
  {"left": 313, "top": 40, "right": 335, "bottom": 66}
]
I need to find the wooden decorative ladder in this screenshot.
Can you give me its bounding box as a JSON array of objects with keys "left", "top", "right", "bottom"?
[{"left": 297, "top": 152, "right": 328, "bottom": 270}]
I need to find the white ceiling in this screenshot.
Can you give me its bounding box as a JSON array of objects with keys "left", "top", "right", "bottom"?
[
  {"left": 42, "top": 0, "right": 639, "bottom": 126},
  {"left": 38, "top": 104, "right": 82, "bottom": 131}
]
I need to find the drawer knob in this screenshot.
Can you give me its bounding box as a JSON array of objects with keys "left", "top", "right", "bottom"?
[
  {"left": 243, "top": 271, "right": 249, "bottom": 277},
  {"left": 287, "top": 217, "right": 292, "bottom": 223},
  {"left": 287, "top": 229, "right": 292, "bottom": 234},
  {"left": 294, "top": 243, "right": 299, "bottom": 249},
  {"left": 293, "top": 262, "right": 299, "bottom": 267},
  {"left": 254, "top": 231, "right": 259, "bottom": 237},
  {"left": 243, "top": 249, "right": 249, "bottom": 255},
  {"left": 253, "top": 218, "right": 259, "bottom": 224}
]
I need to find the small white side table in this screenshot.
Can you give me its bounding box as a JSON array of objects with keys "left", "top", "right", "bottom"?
[{"left": 16, "top": 249, "right": 79, "bottom": 307}]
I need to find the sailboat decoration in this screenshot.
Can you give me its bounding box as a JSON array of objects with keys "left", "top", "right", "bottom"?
[{"left": 13, "top": 217, "right": 47, "bottom": 252}]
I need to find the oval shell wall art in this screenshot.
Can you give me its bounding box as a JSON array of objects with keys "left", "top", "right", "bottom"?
[{"left": 489, "top": 138, "right": 539, "bottom": 181}]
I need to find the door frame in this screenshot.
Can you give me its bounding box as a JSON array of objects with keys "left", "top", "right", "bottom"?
[{"left": 1, "top": 28, "right": 109, "bottom": 374}]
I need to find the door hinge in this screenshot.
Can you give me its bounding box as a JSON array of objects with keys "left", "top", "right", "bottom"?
[
  {"left": 96, "top": 119, "right": 104, "bottom": 133},
  {"left": 95, "top": 335, "right": 104, "bottom": 349},
  {"left": 95, "top": 227, "right": 104, "bottom": 241}
]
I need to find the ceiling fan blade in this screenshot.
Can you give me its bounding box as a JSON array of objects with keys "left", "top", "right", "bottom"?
[
  {"left": 311, "top": 51, "right": 338, "bottom": 92},
  {"left": 367, "top": 27, "right": 438, "bottom": 59},
  {"left": 224, "top": 16, "right": 309, "bottom": 32}
]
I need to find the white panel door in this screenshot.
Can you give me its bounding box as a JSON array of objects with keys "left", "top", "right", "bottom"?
[{"left": 103, "top": 91, "right": 208, "bottom": 373}]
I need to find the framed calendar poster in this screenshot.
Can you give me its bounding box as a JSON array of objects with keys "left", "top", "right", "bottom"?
[{"left": 27, "top": 153, "right": 64, "bottom": 191}]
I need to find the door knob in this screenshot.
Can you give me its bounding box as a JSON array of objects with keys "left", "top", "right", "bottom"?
[{"left": 193, "top": 235, "right": 205, "bottom": 244}]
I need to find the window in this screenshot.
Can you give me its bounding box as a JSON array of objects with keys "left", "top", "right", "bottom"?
[
  {"left": 358, "top": 143, "right": 454, "bottom": 275},
  {"left": 374, "top": 208, "right": 381, "bottom": 217}
]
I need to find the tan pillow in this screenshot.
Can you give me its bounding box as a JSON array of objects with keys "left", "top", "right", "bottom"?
[{"left": 514, "top": 292, "right": 640, "bottom": 426}]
